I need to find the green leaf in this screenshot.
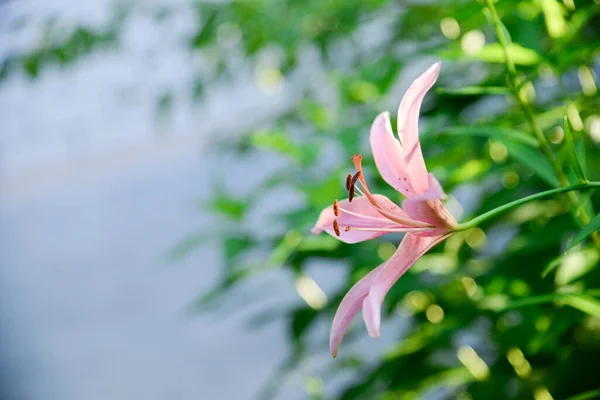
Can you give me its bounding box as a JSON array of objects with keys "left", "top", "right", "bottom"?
[
  {"left": 492, "top": 291, "right": 600, "bottom": 311},
  {"left": 207, "top": 186, "right": 252, "bottom": 221},
  {"left": 224, "top": 235, "right": 256, "bottom": 264},
  {"left": 563, "top": 389, "right": 600, "bottom": 400},
  {"left": 436, "top": 86, "right": 512, "bottom": 96},
  {"left": 169, "top": 231, "right": 211, "bottom": 262},
  {"left": 563, "top": 116, "right": 588, "bottom": 183},
  {"left": 541, "top": 256, "right": 562, "bottom": 278},
  {"left": 566, "top": 212, "right": 600, "bottom": 251},
  {"left": 250, "top": 129, "right": 318, "bottom": 166},
  {"left": 290, "top": 306, "right": 319, "bottom": 342},
  {"left": 297, "top": 234, "right": 340, "bottom": 252},
  {"left": 476, "top": 43, "right": 542, "bottom": 66},
  {"left": 436, "top": 126, "right": 539, "bottom": 147},
  {"left": 502, "top": 140, "right": 559, "bottom": 186},
  {"left": 562, "top": 294, "right": 600, "bottom": 317},
  {"left": 555, "top": 248, "right": 600, "bottom": 285},
  {"left": 269, "top": 230, "right": 303, "bottom": 265}
]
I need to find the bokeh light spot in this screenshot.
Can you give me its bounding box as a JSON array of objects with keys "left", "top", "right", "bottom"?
[
  {"left": 489, "top": 141, "right": 508, "bottom": 163},
  {"left": 426, "top": 304, "right": 444, "bottom": 323},
  {"left": 584, "top": 115, "right": 600, "bottom": 142},
  {"left": 255, "top": 67, "right": 284, "bottom": 95},
  {"left": 295, "top": 275, "right": 327, "bottom": 309},
  {"left": 440, "top": 17, "right": 460, "bottom": 40},
  {"left": 458, "top": 346, "right": 490, "bottom": 381},
  {"left": 578, "top": 65, "right": 597, "bottom": 96},
  {"left": 507, "top": 347, "right": 532, "bottom": 377},
  {"left": 534, "top": 387, "right": 554, "bottom": 400},
  {"left": 465, "top": 227, "right": 486, "bottom": 249},
  {"left": 567, "top": 103, "right": 584, "bottom": 131},
  {"left": 377, "top": 242, "right": 396, "bottom": 261},
  {"left": 461, "top": 30, "right": 485, "bottom": 55},
  {"left": 502, "top": 171, "right": 519, "bottom": 189}
]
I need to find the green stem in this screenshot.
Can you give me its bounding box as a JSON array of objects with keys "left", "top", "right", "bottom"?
[
  {"left": 456, "top": 182, "right": 600, "bottom": 231},
  {"left": 483, "top": 0, "right": 600, "bottom": 245}
]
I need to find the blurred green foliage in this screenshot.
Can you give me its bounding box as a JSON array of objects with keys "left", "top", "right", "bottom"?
[{"left": 6, "top": 0, "right": 600, "bottom": 398}]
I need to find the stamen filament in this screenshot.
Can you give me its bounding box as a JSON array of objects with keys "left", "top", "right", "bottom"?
[
  {"left": 348, "top": 154, "right": 431, "bottom": 228},
  {"left": 337, "top": 206, "right": 392, "bottom": 223},
  {"left": 347, "top": 226, "right": 433, "bottom": 233}
]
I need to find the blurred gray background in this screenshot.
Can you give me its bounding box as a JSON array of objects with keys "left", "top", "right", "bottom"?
[{"left": 0, "top": 0, "right": 298, "bottom": 398}]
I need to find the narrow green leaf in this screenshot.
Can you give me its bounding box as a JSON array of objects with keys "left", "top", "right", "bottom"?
[
  {"left": 436, "top": 126, "right": 539, "bottom": 147},
  {"left": 502, "top": 140, "right": 559, "bottom": 186},
  {"left": 541, "top": 256, "right": 562, "bottom": 278},
  {"left": 563, "top": 116, "right": 588, "bottom": 183},
  {"left": 437, "top": 86, "right": 512, "bottom": 96},
  {"left": 554, "top": 248, "right": 600, "bottom": 285},
  {"left": 476, "top": 43, "right": 542, "bottom": 66},
  {"left": 297, "top": 235, "right": 340, "bottom": 252},
  {"left": 566, "top": 212, "right": 600, "bottom": 251},
  {"left": 563, "top": 389, "right": 600, "bottom": 400},
  {"left": 269, "top": 230, "right": 303, "bottom": 265},
  {"left": 482, "top": 6, "right": 513, "bottom": 44},
  {"left": 501, "top": 294, "right": 557, "bottom": 310},
  {"left": 492, "top": 291, "right": 600, "bottom": 311},
  {"left": 208, "top": 192, "right": 250, "bottom": 221},
  {"left": 562, "top": 294, "right": 600, "bottom": 317}
]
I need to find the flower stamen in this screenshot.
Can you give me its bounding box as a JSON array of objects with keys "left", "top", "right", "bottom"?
[
  {"left": 345, "top": 174, "right": 352, "bottom": 191},
  {"left": 345, "top": 226, "right": 433, "bottom": 233},
  {"left": 333, "top": 199, "right": 339, "bottom": 216},
  {"left": 351, "top": 171, "right": 362, "bottom": 186},
  {"left": 349, "top": 154, "right": 430, "bottom": 228}
]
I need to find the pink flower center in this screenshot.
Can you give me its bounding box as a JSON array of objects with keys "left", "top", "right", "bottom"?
[{"left": 330, "top": 154, "right": 433, "bottom": 237}]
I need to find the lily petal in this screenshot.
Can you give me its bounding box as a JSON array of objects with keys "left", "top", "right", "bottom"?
[
  {"left": 362, "top": 233, "right": 449, "bottom": 337},
  {"left": 369, "top": 111, "right": 414, "bottom": 196},
  {"left": 397, "top": 62, "right": 441, "bottom": 195},
  {"left": 424, "top": 174, "right": 446, "bottom": 200},
  {"left": 312, "top": 195, "right": 409, "bottom": 244},
  {"left": 330, "top": 264, "right": 383, "bottom": 357},
  {"left": 402, "top": 176, "right": 457, "bottom": 231}
]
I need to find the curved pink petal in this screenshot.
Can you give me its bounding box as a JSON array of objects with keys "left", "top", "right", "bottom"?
[
  {"left": 402, "top": 176, "right": 457, "bottom": 231},
  {"left": 330, "top": 264, "right": 384, "bottom": 357},
  {"left": 396, "top": 62, "right": 441, "bottom": 195},
  {"left": 369, "top": 111, "right": 414, "bottom": 196},
  {"left": 312, "top": 195, "right": 411, "bottom": 244},
  {"left": 362, "top": 233, "right": 449, "bottom": 337},
  {"left": 424, "top": 174, "right": 446, "bottom": 200}
]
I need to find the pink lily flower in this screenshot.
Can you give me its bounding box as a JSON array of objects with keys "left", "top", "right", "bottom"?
[{"left": 312, "top": 62, "right": 459, "bottom": 357}]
